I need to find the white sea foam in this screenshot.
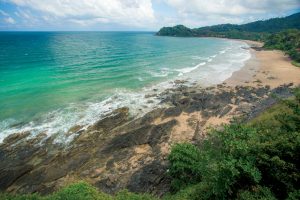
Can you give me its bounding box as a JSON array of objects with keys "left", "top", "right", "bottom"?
[
  {"left": 175, "top": 65, "right": 198, "bottom": 74},
  {"left": 0, "top": 40, "right": 251, "bottom": 144},
  {"left": 0, "top": 77, "right": 181, "bottom": 144},
  {"left": 197, "top": 62, "right": 206, "bottom": 66},
  {"left": 176, "top": 61, "right": 206, "bottom": 77},
  {"left": 148, "top": 70, "right": 170, "bottom": 77}
]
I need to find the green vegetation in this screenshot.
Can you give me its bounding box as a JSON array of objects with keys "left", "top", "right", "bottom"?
[
  {"left": 2, "top": 89, "right": 299, "bottom": 200},
  {"left": 156, "top": 12, "right": 300, "bottom": 39},
  {"left": 264, "top": 29, "right": 300, "bottom": 64},
  {"left": 156, "top": 24, "right": 268, "bottom": 41},
  {"left": 166, "top": 88, "right": 300, "bottom": 200},
  {"left": 157, "top": 25, "right": 196, "bottom": 37},
  {"left": 157, "top": 12, "right": 300, "bottom": 64},
  {"left": 292, "top": 61, "right": 300, "bottom": 67},
  {"left": 0, "top": 182, "right": 156, "bottom": 200}
]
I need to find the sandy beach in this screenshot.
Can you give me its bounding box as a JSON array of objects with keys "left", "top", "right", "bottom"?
[
  {"left": 163, "top": 40, "right": 300, "bottom": 146},
  {"left": 1, "top": 2, "right": 299, "bottom": 198},
  {"left": 226, "top": 40, "right": 300, "bottom": 88},
  {"left": 1, "top": 39, "right": 299, "bottom": 196}
]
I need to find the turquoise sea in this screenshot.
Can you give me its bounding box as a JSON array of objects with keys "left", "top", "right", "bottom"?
[{"left": 0, "top": 32, "right": 250, "bottom": 143}]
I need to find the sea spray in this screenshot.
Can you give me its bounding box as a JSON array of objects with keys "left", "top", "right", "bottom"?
[{"left": 0, "top": 32, "right": 250, "bottom": 144}]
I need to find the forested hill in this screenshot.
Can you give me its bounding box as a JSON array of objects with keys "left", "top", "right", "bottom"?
[
  {"left": 156, "top": 12, "right": 300, "bottom": 39},
  {"left": 156, "top": 12, "right": 300, "bottom": 65}
]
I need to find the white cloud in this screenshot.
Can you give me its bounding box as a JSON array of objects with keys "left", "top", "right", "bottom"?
[
  {"left": 4, "top": 17, "right": 16, "bottom": 24},
  {"left": 164, "top": 0, "right": 300, "bottom": 16},
  {"left": 7, "top": 0, "right": 155, "bottom": 27},
  {"left": 3, "top": 0, "right": 300, "bottom": 30},
  {"left": 162, "top": 0, "right": 300, "bottom": 27}
]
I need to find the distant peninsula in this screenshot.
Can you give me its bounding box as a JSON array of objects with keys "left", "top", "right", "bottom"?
[
  {"left": 156, "top": 12, "right": 300, "bottom": 40},
  {"left": 157, "top": 12, "right": 300, "bottom": 66}
]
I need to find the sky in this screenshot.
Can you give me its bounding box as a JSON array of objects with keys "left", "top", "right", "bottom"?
[{"left": 0, "top": 0, "right": 299, "bottom": 31}]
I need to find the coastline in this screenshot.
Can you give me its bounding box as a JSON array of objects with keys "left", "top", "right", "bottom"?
[
  {"left": 225, "top": 39, "right": 300, "bottom": 88},
  {"left": 1, "top": 38, "right": 300, "bottom": 196},
  {"left": 0, "top": 38, "right": 252, "bottom": 144}
]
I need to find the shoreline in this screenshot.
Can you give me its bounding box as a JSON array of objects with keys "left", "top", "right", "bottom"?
[
  {"left": 1, "top": 38, "right": 299, "bottom": 145},
  {"left": 225, "top": 39, "right": 300, "bottom": 88},
  {"left": 0, "top": 38, "right": 251, "bottom": 144},
  {"left": 1, "top": 38, "right": 300, "bottom": 196},
  {"left": 2, "top": 38, "right": 299, "bottom": 145}
]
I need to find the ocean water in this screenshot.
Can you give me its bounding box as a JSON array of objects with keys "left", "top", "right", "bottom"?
[{"left": 0, "top": 32, "right": 250, "bottom": 143}]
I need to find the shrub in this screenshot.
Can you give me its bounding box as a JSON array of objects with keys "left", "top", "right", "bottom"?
[
  {"left": 0, "top": 193, "right": 41, "bottom": 200},
  {"left": 0, "top": 182, "right": 155, "bottom": 200},
  {"left": 47, "top": 181, "right": 112, "bottom": 200},
  {"left": 236, "top": 186, "right": 276, "bottom": 200},
  {"left": 163, "top": 182, "right": 210, "bottom": 200},
  {"left": 287, "top": 190, "right": 300, "bottom": 200},
  {"left": 167, "top": 88, "right": 300, "bottom": 199},
  {"left": 168, "top": 143, "right": 202, "bottom": 192},
  {"left": 115, "top": 190, "right": 156, "bottom": 200},
  {"left": 200, "top": 124, "right": 261, "bottom": 199}
]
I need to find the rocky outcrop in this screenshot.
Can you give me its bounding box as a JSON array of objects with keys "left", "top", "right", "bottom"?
[{"left": 0, "top": 83, "right": 295, "bottom": 197}]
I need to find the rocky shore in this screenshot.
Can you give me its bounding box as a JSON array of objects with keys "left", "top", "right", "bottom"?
[
  {"left": 0, "top": 80, "right": 296, "bottom": 197},
  {"left": 1, "top": 44, "right": 300, "bottom": 197}
]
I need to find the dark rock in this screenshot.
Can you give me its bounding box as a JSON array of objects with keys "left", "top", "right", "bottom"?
[
  {"left": 97, "top": 175, "right": 121, "bottom": 194},
  {"left": 237, "top": 103, "right": 252, "bottom": 114},
  {"left": 26, "top": 132, "right": 48, "bottom": 145},
  {"left": 163, "top": 107, "right": 182, "bottom": 118},
  {"left": 140, "top": 108, "right": 165, "bottom": 125},
  {"left": 0, "top": 165, "right": 33, "bottom": 189},
  {"left": 67, "top": 125, "right": 83, "bottom": 136},
  {"left": 127, "top": 160, "right": 170, "bottom": 197},
  {"left": 192, "top": 121, "right": 202, "bottom": 143},
  {"left": 185, "top": 100, "right": 202, "bottom": 113},
  {"left": 90, "top": 107, "right": 130, "bottom": 132},
  {"left": 102, "top": 119, "right": 176, "bottom": 155},
  {"left": 145, "top": 94, "right": 157, "bottom": 98},
  {"left": 174, "top": 80, "right": 187, "bottom": 84},
  {"left": 255, "top": 86, "right": 269, "bottom": 97},
  {"left": 2, "top": 131, "right": 31, "bottom": 145},
  {"left": 216, "top": 91, "right": 234, "bottom": 104},
  {"left": 177, "top": 97, "right": 190, "bottom": 107},
  {"left": 241, "top": 85, "right": 293, "bottom": 121},
  {"left": 219, "top": 105, "right": 233, "bottom": 118},
  {"left": 235, "top": 86, "right": 258, "bottom": 103},
  {"left": 175, "top": 85, "right": 188, "bottom": 92},
  {"left": 271, "top": 84, "right": 293, "bottom": 98},
  {"left": 101, "top": 125, "right": 153, "bottom": 154},
  {"left": 148, "top": 120, "right": 177, "bottom": 147}
]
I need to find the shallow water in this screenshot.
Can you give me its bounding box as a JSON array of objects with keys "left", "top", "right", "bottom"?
[{"left": 0, "top": 32, "right": 250, "bottom": 142}]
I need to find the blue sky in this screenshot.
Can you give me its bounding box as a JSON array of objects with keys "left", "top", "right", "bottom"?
[{"left": 0, "top": 0, "right": 299, "bottom": 31}]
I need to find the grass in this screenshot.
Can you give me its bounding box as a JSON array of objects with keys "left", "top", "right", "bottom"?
[
  {"left": 291, "top": 61, "right": 300, "bottom": 67},
  {"left": 248, "top": 101, "right": 292, "bottom": 129},
  {"left": 0, "top": 182, "right": 156, "bottom": 200}
]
